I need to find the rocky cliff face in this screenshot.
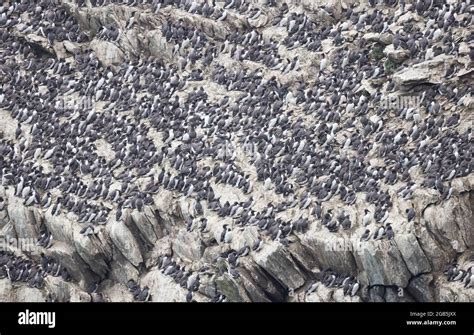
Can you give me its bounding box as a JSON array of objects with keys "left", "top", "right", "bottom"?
[{"left": 0, "top": 0, "right": 472, "bottom": 302}]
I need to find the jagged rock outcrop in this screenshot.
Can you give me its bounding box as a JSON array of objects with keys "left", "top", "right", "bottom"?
[
  {"left": 90, "top": 39, "right": 125, "bottom": 67},
  {"left": 393, "top": 54, "right": 456, "bottom": 86}
]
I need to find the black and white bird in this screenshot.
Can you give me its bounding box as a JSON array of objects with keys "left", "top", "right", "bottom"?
[
  {"left": 360, "top": 229, "right": 371, "bottom": 241},
  {"left": 406, "top": 207, "right": 415, "bottom": 222},
  {"left": 252, "top": 237, "right": 263, "bottom": 252}
]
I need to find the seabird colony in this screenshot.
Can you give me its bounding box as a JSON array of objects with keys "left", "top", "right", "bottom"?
[{"left": 0, "top": 0, "right": 472, "bottom": 302}]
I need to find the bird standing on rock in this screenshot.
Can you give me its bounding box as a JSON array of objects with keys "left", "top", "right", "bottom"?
[{"left": 406, "top": 207, "right": 415, "bottom": 222}]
